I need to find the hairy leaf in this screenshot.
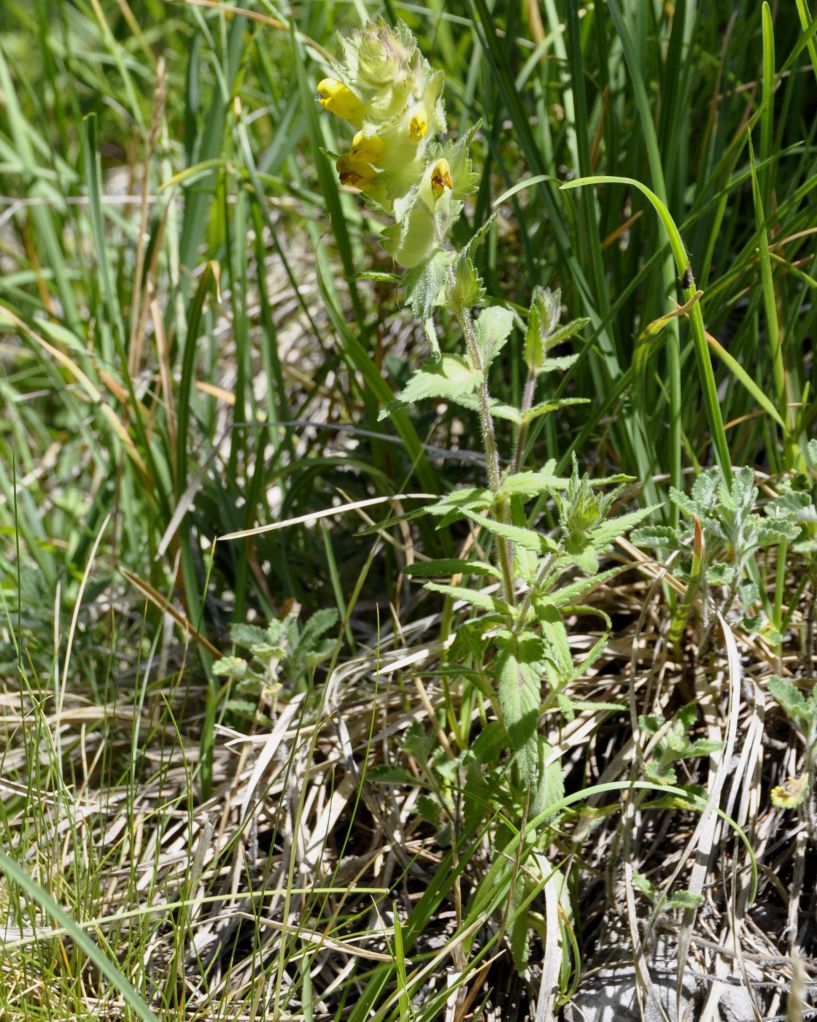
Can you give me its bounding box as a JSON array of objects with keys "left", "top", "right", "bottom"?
[
  {"left": 462, "top": 507, "right": 557, "bottom": 553},
  {"left": 403, "top": 249, "right": 452, "bottom": 320},
  {"left": 403, "top": 558, "right": 502, "bottom": 579},
  {"left": 380, "top": 354, "right": 482, "bottom": 417},
  {"left": 474, "top": 305, "right": 514, "bottom": 368}
]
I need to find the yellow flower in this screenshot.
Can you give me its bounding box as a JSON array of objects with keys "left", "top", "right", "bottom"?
[
  {"left": 408, "top": 106, "right": 428, "bottom": 141},
  {"left": 316, "top": 78, "right": 364, "bottom": 126},
  {"left": 350, "top": 130, "right": 384, "bottom": 164},
  {"left": 430, "top": 159, "right": 453, "bottom": 198}
]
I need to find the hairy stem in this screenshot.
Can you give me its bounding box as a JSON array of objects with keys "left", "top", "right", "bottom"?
[{"left": 449, "top": 274, "right": 515, "bottom": 607}]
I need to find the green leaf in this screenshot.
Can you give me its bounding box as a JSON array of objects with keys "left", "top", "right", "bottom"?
[
  {"left": 462, "top": 507, "right": 557, "bottom": 553},
  {"left": 521, "top": 397, "right": 589, "bottom": 424},
  {"left": 631, "top": 524, "right": 681, "bottom": 549},
  {"left": 538, "top": 353, "right": 580, "bottom": 374},
  {"left": 424, "top": 581, "right": 509, "bottom": 615},
  {"left": 367, "top": 765, "right": 419, "bottom": 785},
  {"left": 403, "top": 250, "right": 452, "bottom": 320},
  {"left": 499, "top": 468, "right": 567, "bottom": 500},
  {"left": 524, "top": 286, "right": 562, "bottom": 372},
  {"left": 589, "top": 504, "right": 660, "bottom": 548},
  {"left": 380, "top": 354, "right": 482, "bottom": 417},
  {"left": 509, "top": 876, "right": 532, "bottom": 975},
  {"left": 544, "top": 566, "right": 626, "bottom": 606},
  {"left": 533, "top": 738, "right": 564, "bottom": 817},
  {"left": 453, "top": 394, "right": 521, "bottom": 424},
  {"left": 231, "top": 623, "right": 271, "bottom": 649},
  {"left": 403, "top": 558, "right": 502, "bottom": 579},
  {"left": 768, "top": 675, "right": 814, "bottom": 730},
  {"left": 668, "top": 889, "right": 705, "bottom": 911},
  {"left": 440, "top": 125, "right": 480, "bottom": 198},
  {"left": 426, "top": 486, "right": 492, "bottom": 519},
  {"left": 213, "top": 656, "right": 249, "bottom": 680},
  {"left": 451, "top": 253, "right": 486, "bottom": 309},
  {"left": 496, "top": 634, "right": 543, "bottom": 786},
  {"left": 474, "top": 306, "right": 514, "bottom": 369}
]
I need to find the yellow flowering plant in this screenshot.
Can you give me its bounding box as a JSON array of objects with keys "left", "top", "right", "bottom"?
[{"left": 316, "top": 18, "right": 655, "bottom": 981}]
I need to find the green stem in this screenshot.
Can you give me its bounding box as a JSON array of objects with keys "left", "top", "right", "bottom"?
[
  {"left": 511, "top": 369, "right": 537, "bottom": 475},
  {"left": 449, "top": 275, "right": 516, "bottom": 607}
]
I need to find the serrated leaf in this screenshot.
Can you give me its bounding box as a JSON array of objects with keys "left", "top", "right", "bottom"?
[
  {"left": 545, "top": 565, "right": 626, "bottom": 606},
  {"left": 589, "top": 504, "right": 661, "bottom": 548},
  {"left": 474, "top": 306, "right": 514, "bottom": 369},
  {"left": 536, "top": 601, "right": 572, "bottom": 684},
  {"left": 224, "top": 698, "right": 259, "bottom": 715},
  {"left": 544, "top": 317, "right": 591, "bottom": 349},
  {"left": 632, "top": 869, "right": 656, "bottom": 899},
  {"left": 441, "top": 125, "right": 480, "bottom": 198},
  {"left": 213, "top": 656, "right": 249, "bottom": 679},
  {"left": 424, "top": 581, "right": 509, "bottom": 615},
  {"left": 499, "top": 470, "right": 568, "bottom": 500},
  {"left": 521, "top": 397, "right": 589, "bottom": 425},
  {"left": 426, "top": 486, "right": 492, "bottom": 519},
  {"left": 462, "top": 507, "right": 556, "bottom": 553},
  {"left": 668, "top": 889, "right": 705, "bottom": 911},
  {"left": 539, "top": 353, "right": 580, "bottom": 374},
  {"left": 380, "top": 354, "right": 482, "bottom": 418},
  {"left": 403, "top": 558, "right": 502, "bottom": 579},
  {"left": 296, "top": 608, "right": 338, "bottom": 644},
  {"left": 524, "top": 286, "right": 561, "bottom": 372},
  {"left": 631, "top": 524, "right": 681, "bottom": 549},
  {"left": 230, "top": 623, "right": 269, "bottom": 649},
  {"left": 453, "top": 393, "right": 521, "bottom": 424},
  {"left": 496, "top": 634, "right": 543, "bottom": 787},
  {"left": 452, "top": 254, "right": 485, "bottom": 309},
  {"left": 768, "top": 675, "right": 813, "bottom": 730},
  {"left": 403, "top": 249, "right": 452, "bottom": 319},
  {"left": 403, "top": 721, "right": 434, "bottom": 762}
]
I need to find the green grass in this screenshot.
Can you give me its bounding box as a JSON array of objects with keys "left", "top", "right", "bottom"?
[{"left": 2, "top": 1, "right": 817, "bottom": 1018}]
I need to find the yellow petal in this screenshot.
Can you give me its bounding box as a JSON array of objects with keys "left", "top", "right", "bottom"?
[
  {"left": 351, "top": 131, "right": 384, "bottom": 164},
  {"left": 409, "top": 106, "right": 428, "bottom": 141},
  {"left": 336, "top": 153, "right": 377, "bottom": 189},
  {"left": 316, "top": 78, "right": 364, "bottom": 124},
  {"left": 430, "top": 158, "right": 453, "bottom": 198}
]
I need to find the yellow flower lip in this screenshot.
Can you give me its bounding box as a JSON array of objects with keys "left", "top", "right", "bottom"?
[
  {"left": 409, "top": 107, "right": 428, "bottom": 141},
  {"left": 336, "top": 153, "right": 376, "bottom": 189},
  {"left": 316, "top": 78, "right": 364, "bottom": 123},
  {"left": 351, "top": 130, "right": 384, "bottom": 164},
  {"left": 430, "top": 158, "right": 453, "bottom": 198}
]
